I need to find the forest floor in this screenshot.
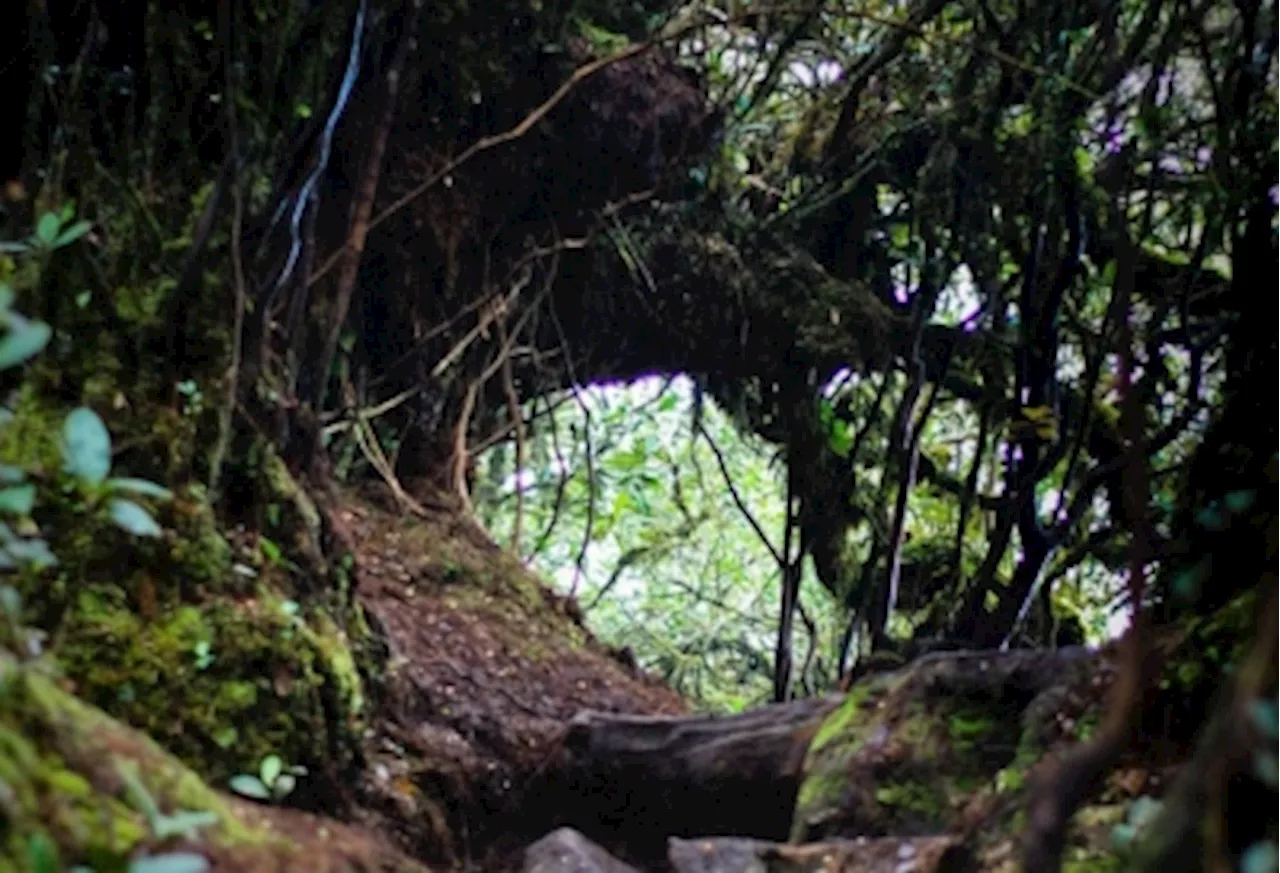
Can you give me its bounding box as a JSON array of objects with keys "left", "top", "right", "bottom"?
[{"left": 336, "top": 484, "right": 689, "bottom": 867}]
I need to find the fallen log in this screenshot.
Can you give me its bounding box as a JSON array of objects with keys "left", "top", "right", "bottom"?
[{"left": 530, "top": 695, "right": 844, "bottom": 865}]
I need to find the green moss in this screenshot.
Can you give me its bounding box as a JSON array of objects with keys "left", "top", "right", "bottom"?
[
  {"left": 874, "top": 779, "right": 944, "bottom": 821},
  {"left": 947, "top": 708, "right": 996, "bottom": 748},
  {"left": 0, "top": 660, "right": 272, "bottom": 871},
  {"left": 53, "top": 585, "right": 363, "bottom": 790},
  {"left": 810, "top": 683, "right": 875, "bottom": 754},
  {"left": 994, "top": 727, "right": 1044, "bottom": 794},
  {"left": 1061, "top": 846, "right": 1123, "bottom": 873},
  {"left": 0, "top": 384, "right": 63, "bottom": 475}
]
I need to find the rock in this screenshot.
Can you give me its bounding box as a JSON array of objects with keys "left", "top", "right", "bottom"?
[
  {"left": 523, "top": 828, "right": 643, "bottom": 873},
  {"left": 668, "top": 835, "right": 973, "bottom": 873}
]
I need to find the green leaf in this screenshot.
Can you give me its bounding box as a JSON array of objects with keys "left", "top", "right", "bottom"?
[
  {"left": 62, "top": 407, "right": 113, "bottom": 484},
  {"left": 213, "top": 726, "right": 238, "bottom": 749},
  {"left": 25, "top": 832, "right": 60, "bottom": 873},
  {"left": 259, "top": 536, "right": 283, "bottom": 566},
  {"left": 107, "top": 477, "right": 174, "bottom": 500},
  {"left": 1110, "top": 823, "right": 1137, "bottom": 851},
  {"left": 109, "top": 499, "right": 163, "bottom": 537},
  {"left": 0, "top": 485, "right": 36, "bottom": 515},
  {"left": 52, "top": 220, "right": 93, "bottom": 249},
  {"left": 1127, "top": 795, "right": 1162, "bottom": 828},
  {"left": 0, "top": 585, "right": 21, "bottom": 618},
  {"left": 5, "top": 538, "right": 56, "bottom": 569},
  {"left": 1173, "top": 557, "right": 1210, "bottom": 598},
  {"left": 0, "top": 320, "right": 52, "bottom": 369},
  {"left": 1224, "top": 490, "right": 1256, "bottom": 514},
  {"left": 229, "top": 774, "right": 271, "bottom": 800},
  {"left": 34, "top": 213, "right": 61, "bottom": 246},
  {"left": 118, "top": 761, "right": 162, "bottom": 822},
  {"left": 151, "top": 810, "right": 219, "bottom": 841},
  {"left": 128, "top": 853, "right": 212, "bottom": 873},
  {"left": 890, "top": 223, "right": 912, "bottom": 248},
  {"left": 1250, "top": 698, "right": 1279, "bottom": 739},
  {"left": 1241, "top": 842, "right": 1279, "bottom": 873},
  {"left": 260, "top": 754, "right": 283, "bottom": 787},
  {"left": 272, "top": 772, "right": 297, "bottom": 798},
  {"left": 1195, "top": 504, "right": 1227, "bottom": 531},
  {"left": 0, "top": 465, "right": 26, "bottom": 484}
]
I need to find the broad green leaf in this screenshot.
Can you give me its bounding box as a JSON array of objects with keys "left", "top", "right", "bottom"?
[
  {"left": 109, "top": 499, "right": 163, "bottom": 537},
  {"left": 151, "top": 810, "right": 219, "bottom": 841},
  {"left": 52, "top": 219, "right": 93, "bottom": 248},
  {"left": 107, "top": 477, "right": 174, "bottom": 500},
  {"left": 0, "top": 284, "right": 13, "bottom": 311},
  {"left": 128, "top": 853, "right": 212, "bottom": 873},
  {"left": 35, "top": 213, "right": 61, "bottom": 246},
  {"left": 1241, "top": 842, "right": 1279, "bottom": 873},
  {"left": 260, "top": 754, "right": 283, "bottom": 787},
  {"left": 5, "top": 538, "right": 56, "bottom": 569},
  {"left": 0, "top": 485, "right": 36, "bottom": 515},
  {"left": 0, "top": 320, "right": 52, "bottom": 369},
  {"left": 229, "top": 774, "right": 272, "bottom": 800},
  {"left": 0, "top": 465, "right": 25, "bottom": 483},
  {"left": 63, "top": 407, "right": 113, "bottom": 484}
]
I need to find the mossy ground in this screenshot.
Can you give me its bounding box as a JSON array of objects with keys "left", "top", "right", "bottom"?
[
  {"left": 0, "top": 655, "right": 428, "bottom": 873},
  {"left": 0, "top": 386, "right": 370, "bottom": 811}
]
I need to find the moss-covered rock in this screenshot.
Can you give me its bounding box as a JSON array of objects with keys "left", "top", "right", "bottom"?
[{"left": 791, "top": 648, "right": 1099, "bottom": 842}]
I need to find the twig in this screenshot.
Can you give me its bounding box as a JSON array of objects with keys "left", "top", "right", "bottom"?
[
  {"left": 450, "top": 380, "right": 479, "bottom": 514},
  {"left": 547, "top": 297, "right": 595, "bottom": 597},
  {"left": 530, "top": 395, "right": 570, "bottom": 560},
  {"left": 696, "top": 419, "right": 782, "bottom": 566}
]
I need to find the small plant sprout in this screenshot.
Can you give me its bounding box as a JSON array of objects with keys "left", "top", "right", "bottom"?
[{"left": 229, "top": 754, "right": 307, "bottom": 802}]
